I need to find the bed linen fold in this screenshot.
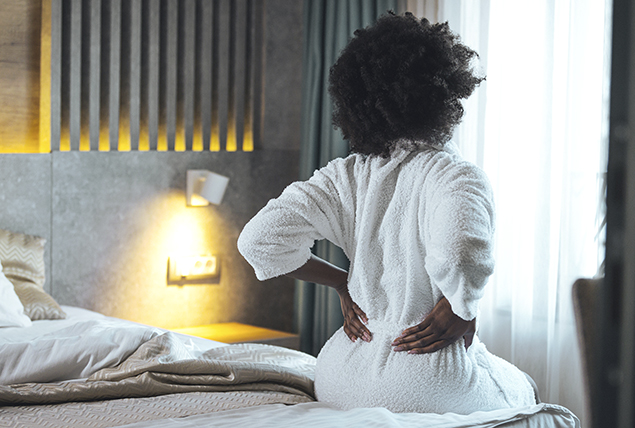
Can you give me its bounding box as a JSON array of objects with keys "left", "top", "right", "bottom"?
[
  {"left": 0, "top": 332, "right": 316, "bottom": 406},
  {"left": 114, "top": 401, "right": 580, "bottom": 428}
]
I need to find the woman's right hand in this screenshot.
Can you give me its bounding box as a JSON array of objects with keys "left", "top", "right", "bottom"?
[{"left": 337, "top": 287, "right": 372, "bottom": 343}]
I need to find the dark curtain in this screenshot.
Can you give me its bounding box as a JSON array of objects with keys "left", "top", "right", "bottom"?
[{"left": 295, "top": 0, "right": 400, "bottom": 356}]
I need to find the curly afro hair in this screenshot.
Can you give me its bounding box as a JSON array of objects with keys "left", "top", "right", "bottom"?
[{"left": 329, "top": 12, "right": 484, "bottom": 157}]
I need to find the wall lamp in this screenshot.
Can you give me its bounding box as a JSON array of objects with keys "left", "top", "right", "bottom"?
[{"left": 186, "top": 170, "right": 229, "bottom": 207}]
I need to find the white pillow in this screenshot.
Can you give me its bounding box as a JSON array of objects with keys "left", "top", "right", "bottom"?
[{"left": 0, "top": 262, "right": 32, "bottom": 327}]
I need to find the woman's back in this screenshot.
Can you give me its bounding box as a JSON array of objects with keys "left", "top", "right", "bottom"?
[
  {"left": 304, "top": 144, "right": 534, "bottom": 413},
  {"left": 238, "top": 142, "right": 535, "bottom": 413}
]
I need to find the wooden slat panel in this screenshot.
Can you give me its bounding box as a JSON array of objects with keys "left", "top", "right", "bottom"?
[
  {"left": 165, "top": 0, "right": 178, "bottom": 151},
  {"left": 60, "top": 0, "right": 71, "bottom": 151},
  {"left": 138, "top": 0, "right": 149, "bottom": 150},
  {"left": 40, "top": 0, "right": 53, "bottom": 153},
  {"left": 229, "top": 1, "right": 237, "bottom": 152},
  {"left": 233, "top": 0, "right": 247, "bottom": 152},
  {"left": 88, "top": 0, "right": 101, "bottom": 151},
  {"left": 210, "top": 0, "right": 223, "bottom": 152},
  {"left": 118, "top": 0, "right": 130, "bottom": 150},
  {"left": 242, "top": 0, "right": 253, "bottom": 152},
  {"left": 0, "top": 0, "right": 41, "bottom": 152},
  {"left": 198, "top": 0, "right": 213, "bottom": 151},
  {"left": 79, "top": 0, "right": 91, "bottom": 150},
  {"left": 50, "top": 0, "right": 62, "bottom": 151},
  {"left": 182, "top": 0, "right": 196, "bottom": 151},
  {"left": 69, "top": 0, "right": 81, "bottom": 151},
  {"left": 98, "top": 0, "right": 110, "bottom": 150},
  {"left": 251, "top": 0, "right": 264, "bottom": 151},
  {"left": 48, "top": 0, "right": 267, "bottom": 153},
  {"left": 129, "top": 0, "right": 142, "bottom": 150},
  {"left": 146, "top": 0, "right": 160, "bottom": 150},
  {"left": 108, "top": 0, "right": 121, "bottom": 151}
]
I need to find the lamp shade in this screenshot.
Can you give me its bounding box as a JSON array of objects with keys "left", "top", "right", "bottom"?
[
  {"left": 186, "top": 170, "right": 229, "bottom": 206},
  {"left": 200, "top": 171, "right": 229, "bottom": 205}
]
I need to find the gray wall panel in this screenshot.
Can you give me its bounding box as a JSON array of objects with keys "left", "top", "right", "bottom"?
[
  {"left": 0, "top": 155, "right": 52, "bottom": 293},
  {"left": 49, "top": 150, "right": 298, "bottom": 331}
]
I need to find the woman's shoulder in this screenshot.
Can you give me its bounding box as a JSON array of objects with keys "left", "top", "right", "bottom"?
[{"left": 312, "top": 153, "right": 366, "bottom": 181}]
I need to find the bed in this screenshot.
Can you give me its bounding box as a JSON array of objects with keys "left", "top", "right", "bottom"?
[{"left": 0, "top": 227, "right": 580, "bottom": 428}]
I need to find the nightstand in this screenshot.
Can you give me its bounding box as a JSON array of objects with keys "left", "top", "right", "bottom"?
[{"left": 171, "top": 322, "right": 300, "bottom": 350}]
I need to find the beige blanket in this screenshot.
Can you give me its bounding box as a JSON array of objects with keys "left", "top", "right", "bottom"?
[{"left": 0, "top": 332, "right": 316, "bottom": 406}]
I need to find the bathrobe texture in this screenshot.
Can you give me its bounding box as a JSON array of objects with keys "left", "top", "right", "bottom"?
[{"left": 237, "top": 143, "right": 535, "bottom": 414}]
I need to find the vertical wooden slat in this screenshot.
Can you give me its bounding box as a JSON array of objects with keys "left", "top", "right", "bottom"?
[
  {"left": 147, "top": 0, "right": 160, "bottom": 150},
  {"left": 242, "top": 0, "right": 253, "bottom": 152},
  {"left": 129, "top": 0, "right": 142, "bottom": 150},
  {"left": 40, "top": 0, "right": 52, "bottom": 152},
  {"left": 210, "top": 0, "right": 224, "bottom": 152},
  {"left": 118, "top": 1, "right": 131, "bottom": 150},
  {"left": 253, "top": 0, "right": 265, "bottom": 151},
  {"left": 69, "top": 0, "right": 82, "bottom": 151},
  {"left": 60, "top": 0, "right": 71, "bottom": 151},
  {"left": 199, "top": 0, "right": 213, "bottom": 151},
  {"left": 139, "top": 0, "right": 149, "bottom": 150},
  {"left": 182, "top": 0, "right": 196, "bottom": 151},
  {"left": 109, "top": 0, "right": 121, "bottom": 151},
  {"left": 251, "top": 0, "right": 264, "bottom": 151},
  {"left": 233, "top": 0, "right": 246, "bottom": 152},
  {"left": 226, "top": 0, "right": 237, "bottom": 151},
  {"left": 158, "top": 0, "right": 168, "bottom": 151},
  {"left": 99, "top": 0, "right": 110, "bottom": 150},
  {"left": 50, "top": 0, "right": 62, "bottom": 151},
  {"left": 80, "top": 0, "right": 91, "bottom": 150},
  {"left": 88, "top": 0, "right": 101, "bottom": 151},
  {"left": 165, "top": 0, "right": 178, "bottom": 151},
  {"left": 192, "top": 0, "right": 203, "bottom": 151}
]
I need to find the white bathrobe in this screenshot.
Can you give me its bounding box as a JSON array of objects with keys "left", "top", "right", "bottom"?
[{"left": 237, "top": 142, "right": 535, "bottom": 414}]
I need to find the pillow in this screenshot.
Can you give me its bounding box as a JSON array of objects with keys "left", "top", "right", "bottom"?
[
  {"left": 0, "top": 228, "right": 66, "bottom": 320},
  {"left": 0, "top": 263, "right": 32, "bottom": 327},
  {"left": 12, "top": 278, "right": 66, "bottom": 320},
  {"left": 0, "top": 228, "right": 46, "bottom": 286}
]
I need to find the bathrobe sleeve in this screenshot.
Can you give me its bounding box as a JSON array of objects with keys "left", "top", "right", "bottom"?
[
  {"left": 237, "top": 158, "right": 352, "bottom": 281},
  {"left": 423, "top": 159, "right": 495, "bottom": 321}
]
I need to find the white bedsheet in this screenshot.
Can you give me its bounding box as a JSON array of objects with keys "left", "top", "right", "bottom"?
[
  {"left": 115, "top": 402, "right": 580, "bottom": 428},
  {"left": 0, "top": 306, "right": 226, "bottom": 385}
]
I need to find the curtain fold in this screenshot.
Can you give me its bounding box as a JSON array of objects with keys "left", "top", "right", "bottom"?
[
  {"left": 439, "top": 1, "right": 611, "bottom": 426},
  {"left": 296, "top": 0, "right": 399, "bottom": 356}
]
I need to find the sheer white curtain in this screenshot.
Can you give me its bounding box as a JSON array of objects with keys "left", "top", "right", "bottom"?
[{"left": 423, "top": 1, "right": 612, "bottom": 426}]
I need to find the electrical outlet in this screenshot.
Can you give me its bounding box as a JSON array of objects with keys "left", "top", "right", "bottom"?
[{"left": 167, "top": 256, "right": 220, "bottom": 285}]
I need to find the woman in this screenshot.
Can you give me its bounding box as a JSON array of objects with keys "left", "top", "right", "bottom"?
[{"left": 238, "top": 12, "right": 535, "bottom": 414}]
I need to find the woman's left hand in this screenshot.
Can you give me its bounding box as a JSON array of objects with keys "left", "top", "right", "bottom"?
[{"left": 391, "top": 297, "right": 476, "bottom": 354}]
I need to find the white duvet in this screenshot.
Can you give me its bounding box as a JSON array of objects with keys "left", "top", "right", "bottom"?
[
  {"left": 116, "top": 402, "right": 580, "bottom": 428},
  {"left": 0, "top": 306, "right": 225, "bottom": 385}
]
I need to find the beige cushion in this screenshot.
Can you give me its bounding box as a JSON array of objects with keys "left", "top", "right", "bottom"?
[
  {"left": 11, "top": 279, "right": 66, "bottom": 320},
  {"left": 0, "top": 228, "right": 66, "bottom": 320},
  {"left": 0, "top": 228, "right": 46, "bottom": 287}
]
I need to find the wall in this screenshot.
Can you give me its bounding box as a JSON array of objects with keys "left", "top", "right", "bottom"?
[{"left": 0, "top": 0, "right": 304, "bottom": 332}]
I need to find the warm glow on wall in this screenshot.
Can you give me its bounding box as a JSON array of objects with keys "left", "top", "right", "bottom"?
[
  {"left": 243, "top": 128, "right": 254, "bottom": 152},
  {"left": 108, "top": 190, "right": 235, "bottom": 329}
]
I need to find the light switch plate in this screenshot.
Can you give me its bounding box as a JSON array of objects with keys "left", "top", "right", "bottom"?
[{"left": 168, "top": 256, "right": 220, "bottom": 285}]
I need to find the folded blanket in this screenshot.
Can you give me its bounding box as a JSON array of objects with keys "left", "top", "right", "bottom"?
[{"left": 0, "top": 333, "right": 316, "bottom": 406}]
